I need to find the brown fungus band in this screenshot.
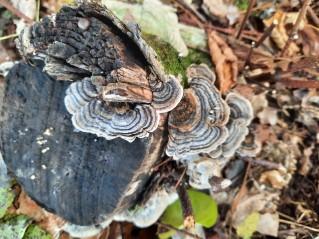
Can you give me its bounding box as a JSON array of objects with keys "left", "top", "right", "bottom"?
[{"left": 16, "top": 3, "right": 182, "bottom": 142}]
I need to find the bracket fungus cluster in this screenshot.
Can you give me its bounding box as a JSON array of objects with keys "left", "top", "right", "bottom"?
[
  {"left": 16, "top": 3, "right": 183, "bottom": 142},
  {"left": 166, "top": 64, "right": 230, "bottom": 159},
  {"left": 166, "top": 64, "right": 254, "bottom": 160},
  {"left": 0, "top": 1, "right": 255, "bottom": 229}
]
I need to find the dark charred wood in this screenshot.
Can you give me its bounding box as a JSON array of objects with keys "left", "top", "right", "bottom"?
[{"left": 0, "top": 62, "right": 168, "bottom": 226}]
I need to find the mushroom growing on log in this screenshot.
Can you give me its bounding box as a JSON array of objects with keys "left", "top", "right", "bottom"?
[
  {"left": 166, "top": 64, "right": 230, "bottom": 159},
  {"left": 0, "top": 1, "right": 255, "bottom": 229},
  {"left": 209, "top": 92, "right": 254, "bottom": 159},
  {"left": 16, "top": 2, "right": 183, "bottom": 142}
]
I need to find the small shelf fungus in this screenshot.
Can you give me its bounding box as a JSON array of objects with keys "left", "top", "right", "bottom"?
[
  {"left": 166, "top": 64, "right": 230, "bottom": 159},
  {"left": 209, "top": 92, "right": 254, "bottom": 159},
  {"left": 16, "top": 2, "right": 182, "bottom": 142},
  {"left": 187, "top": 157, "right": 224, "bottom": 190}
]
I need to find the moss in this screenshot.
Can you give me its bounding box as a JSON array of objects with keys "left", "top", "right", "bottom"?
[
  {"left": 234, "top": 0, "right": 249, "bottom": 11},
  {"left": 142, "top": 33, "right": 211, "bottom": 88}
]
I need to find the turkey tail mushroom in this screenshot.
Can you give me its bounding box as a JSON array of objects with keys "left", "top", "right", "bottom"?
[
  {"left": 166, "top": 64, "right": 230, "bottom": 159},
  {"left": 209, "top": 92, "right": 254, "bottom": 159},
  {"left": 15, "top": 3, "right": 182, "bottom": 142}
]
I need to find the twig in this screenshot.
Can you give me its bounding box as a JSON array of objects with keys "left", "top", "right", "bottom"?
[
  {"left": 226, "top": 159, "right": 251, "bottom": 238},
  {"left": 244, "top": 19, "right": 277, "bottom": 67},
  {"left": 255, "top": 20, "right": 278, "bottom": 48},
  {"left": 157, "top": 222, "right": 204, "bottom": 239},
  {"left": 307, "top": 7, "right": 319, "bottom": 27},
  {"left": 176, "top": 184, "right": 195, "bottom": 230},
  {"left": 36, "top": 0, "right": 40, "bottom": 22},
  {"left": 173, "top": 0, "right": 204, "bottom": 29},
  {"left": 0, "top": 0, "right": 34, "bottom": 24},
  {"left": 279, "top": 219, "right": 319, "bottom": 233},
  {"left": 280, "top": 77, "right": 319, "bottom": 88},
  {"left": 230, "top": 159, "right": 251, "bottom": 214},
  {"left": 0, "top": 33, "right": 19, "bottom": 41},
  {"left": 150, "top": 157, "right": 172, "bottom": 172},
  {"left": 179, "top": 15, "right": 262, "bottom": 41},
  {"left": 241, "top": 157, "right": 285, "bottom": 171},
  {"left": 174, "top": 166, "right": 187, "bottom": 189},
  {"left": 174, "top": 0, "right": 206, "bottom": 22},
  {"left": 244, "top": 41, "right": 255, "bottom": 68},
  {"left": 280, "top": 0, "right": 312, "bottom": 56},
  {"left": 236, "top": 0, "right": 256, "bottom": 39},
  {"left": 278, "top": 212, "right": 297, "bottom": 221}
]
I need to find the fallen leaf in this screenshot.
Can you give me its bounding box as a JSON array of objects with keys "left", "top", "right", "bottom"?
[
  {"left": 103, "top": 0, "right": 189, "bottom": 56},
  {"left": 232, "top": 191, "right": 279, "bottom": 227},
  {"left": 256, "top": 213, "right": 279, "bottom": 237},
  {"left": 236, "top": 212, "right": 259, "bottom": 238},
  {"left": 263, "top": 10, "right": 300, "bottom": 56},
  {"left": 257, "top": 107, "right": 278, "bottom": 126},
  {"left": 254, "top": 124, "right": 278, "bottom": 143},
  {"left": 159, "top": 190, "right": 217, "bottom": 239},
  {"left": 203, "top": 0, "right": 227, "bottom": 19},
  {"left": 208, "top": 31, "right": 238, "bottom": 93},
  {"left": 259, "top": 170, "right": 287, "bottom": 188},
  {"left": 251, "top": 91, "right": 268, "bottom": 114},
  {"left": 42, "top": 0, "right": 74, "bottom": 14},
  {"left": 11, "top": 0, "right": 36, "bottom": 20},
  {"left": 298, "top": 27, "right": 319, "bottom": 55}
]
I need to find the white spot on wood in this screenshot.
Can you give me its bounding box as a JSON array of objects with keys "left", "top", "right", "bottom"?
[
  {"left": 41, "top": 147, "right": 50, "bottom": 153},
  {"left": 43, "top": 127, "right": 54, "bottom": 136}
]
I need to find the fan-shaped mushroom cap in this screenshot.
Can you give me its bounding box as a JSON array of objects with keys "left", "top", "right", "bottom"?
[
  {"left": 15, "top": 3, "right": 182, "bottom": 142},
  {"left": 166, "top": 64, "right": 230, "bottom": 159},
  {"left": 236, "top": 132, "right": 262, "bottom": 157},
  {"left": 209, "top": 92, "right": 253, "bottom": 159},
  {"left": 114, "top": 189, "right": 178, "bottom": 228},
  {"left": 187, "top": 158, "right": 223, "bottom": 189},
  {"left": 64, "top": 77, "right": 160, "bottom": 142}
]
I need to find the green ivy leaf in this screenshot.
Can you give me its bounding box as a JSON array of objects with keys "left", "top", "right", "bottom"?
[
  {"left": 159, "top": 190, "right": 218, "bottom": 239},
  {"left": 0, "top": 215, "right": 33, "bottom": 239},
  {"left": 237, "top": 212, "right": 260, "bottom": 238},
  {"left": 23, "top": 224, "right": 52, "bottom": 239}
]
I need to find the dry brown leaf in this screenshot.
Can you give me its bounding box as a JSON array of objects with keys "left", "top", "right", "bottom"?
[
  {"left": 298, "top": 27, "right": 319, "bottom": 56},
  {"left": 231, "top": 190, "right": 279, "bottom": 227},
  {"left": 42, "top": 0, "right": 74, "bottom": 14},
  {"left": 203, "top": 0, "right": 227, "bottom": 18},
  {"left": 299, "top": 145, "right": 314, "bottom": 176},
  {"left": 224, "top": 36, "right": 278, "bottom": 72},
  {"left": 259, "top": 170, "right": 287, "bottom": 188},
  {"left": 256, "top": 213, "right": 279, "bottom": 237},
  {"left": 255, "top": 124, "right": 278, "bottom": 143},
  {"left": 208, "top": 31, "right": 238, "bottom": 93},
  {"left": 257, "top": 107, "right": 279, "bottom": 126},
  {"left": 233, "top": 84, "right": 256, "bottom": 101},
  {"left": 263, "top": 10, "right": 300, "bottom": 56}
]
